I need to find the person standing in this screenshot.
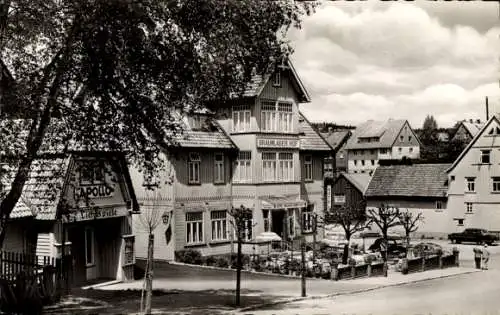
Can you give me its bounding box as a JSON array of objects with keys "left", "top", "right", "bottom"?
[
  {"left": 473, "top": 245, "right": 482, "bottom": 269},
  {"left": 482, "top": 243, "right": 490, "bottom": 270}
]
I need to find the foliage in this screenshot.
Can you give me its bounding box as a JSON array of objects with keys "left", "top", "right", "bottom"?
[
  {"left": 366, "top": 205, "right": 401, "bottom": 261},
  {"left": 174, "top": 249, "right": 203, "bottom": 265},
  {"left": 0, "top": 0, "right": 316, "bottom": 246},
  {"left": 398, "top": 209, "right": 424, "bottom": 245}
]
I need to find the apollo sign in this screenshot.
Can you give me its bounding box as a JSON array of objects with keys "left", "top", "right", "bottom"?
[{"left": 74, "top": 184, "right": 115, "bottom": 199}]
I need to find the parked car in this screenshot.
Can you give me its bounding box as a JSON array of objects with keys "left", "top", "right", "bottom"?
[
  {"left": 368, "top": 237, "right": 406, "bottom": 257},
  {"left": 447, "top": 228, "right": 499, "bottom": 245},
  {"left": 321, "top": 231, "right": 348, "bottom": 248}
]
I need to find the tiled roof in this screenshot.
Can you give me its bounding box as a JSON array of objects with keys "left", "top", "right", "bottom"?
[
  {"left": 2, "top": 157, "right": 71, "bottom": 220},
  {"left": 345, "top": 119, "right": 407, "bottom": 150},
  {"left": 365, "top": 163, "right": 451, "bottom": 198},
  {"left": 175, "top": 130, "right": 236, "bottom": 149},
  {"left": 321, "top": 131, "right": 352, "bottom": 151},
  {"left": 298, "top": 112, "right": 333, "bottom": 151},
  {"left": 461, "top": 122, "right": 483, "bottom": 138},
  {"left": 341, "top": 172, "right": 372, "bottom": 194}
]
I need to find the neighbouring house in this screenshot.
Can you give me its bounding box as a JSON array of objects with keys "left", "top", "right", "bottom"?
[
  {"left": 1, "top": 131, "right": 139, "bottom": 285},
  {"left": 365, "top": 163, "right": 451, "bottom": 238},
  {"left": 321, "top": 129, "right": 352, "bottom": 176},
  {"left": 345, "top": 119, "right": 421, "bottom": 175},
  {"left": 447, "top": 114, "right": 500, "bottom": 234},
  {"left": 451, "top": 119, "right": 484, "bottom": 144},
  {"left": 324, "top": 172, "right": 371, "bottom": 223},
  {"left": 212, "top": 59, "right": 332, "bottom": 245},
  {"left": 129, "top": 112, "right": 238, "bottom": 260}
]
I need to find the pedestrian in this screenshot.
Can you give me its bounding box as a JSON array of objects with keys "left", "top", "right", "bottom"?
[
  {"left": 473, "top": 245, "right": 482, "bottom": 269},
  {"left": 482, "top": 243, "right": 490, "bottom": 270}
]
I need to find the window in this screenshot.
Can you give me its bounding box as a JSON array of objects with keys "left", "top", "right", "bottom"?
[
  {"left": 123, "top": 235, "right": 135, "bottom": 266},
  {"left": 190, "top": 116, "right": 204, "bottom": 130},
  {"left": 262, "top": 152, "right": 293, "bottom": 182},
  {"left": 353, "top": 170, "right": 358, "bottom": 174},
  {"left": 234, "top": 151, "right": 252, "bottom": 183},
  {"left": 398, "top": 147, "right": 402, "bottom": 153},
  {"left": 353, "top": 150, "right": 357, "bottom": 156},
  {"left": 371, "top": 160, "right": 375, "bottom": 166},
  {"left": 339, "top": 152, "right": 345, "bottom": 159},
  {"left": 457, "top": 219, "right": 464, "bottom": 226},
  {"left": 380, "top": 149, "right": 388, "bottom": 154},
  {"left": 451, "top": 176, "right": 455, "bottom": 181},
  {"left": 302, "top": 206, "right": 314, "bottom": 233},
  {"left": 492, "top": 177, "right": 500, "bottom": 192},
  {"left": 408, "top": 136, "right": 412, "bottom": 141},
  {"left": 353, "top": 160, "right": 357, "bottom": 166},
  {"left": 304, "top": 155, "right": 313, "bottom": 181},
  {"left": 400, "top": 135, "right": 404, "bottom": 141},
  {"left": 273, "top": 71, "right": 281, "bottom": 86},
  {"left": 370, "top": 150, "right": 375, "bottom": 155},
  {"left": 466, "top": 177, "right": 475, "bottom": 192},
  {"left": 361, "top": 170, "right": 365, "bottom": 173},
  {"left": 188, "top": 153, "right": 201, "bottom": 184},
  {"left": 288, "top": 209, "right": 295, "bottom": 237},
  {"left": 436, "top": 201, "right": 443, "bottom": 210},
  {"left": 488, "top": 127, "right": 500, "bottom": 135},
  {"left": 232, "top": 105, "right": 251, "bottom": 132},
  {"left": 481, "top": 150, "right": 491, "bottom": 164},
  {"left": 261, "top": 100, "right": 293, "bottom": 132},
  {"left": 186, "top": 212, "right": 204, "bottom": 244},
  {"left": 361, "top": 160, "right": 365, "bottom": 166},
  {"left": 80, "top": 161, "right": 105, "bottom": 184},
  {"left": 85, "top": 227, "right": 94, "bottom": 266},
  {"left": 466, "top": 203, "right": 473, "bottom": 213},
  {"left": 214, "top": 153, "right": 224, "bottom": 183},
  {"left": 211, "top": 210, "right": 228, "bottom": 241},
  {"left": 263, "top": 210, "right": 270, "bottom": 232}
]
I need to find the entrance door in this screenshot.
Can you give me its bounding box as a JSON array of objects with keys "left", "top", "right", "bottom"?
[
  {"left": 68, "top": 226, "right": 86, "bottom": 286},
  {"left": 271, "top": 210, "right": 285, "bottom": 239}
]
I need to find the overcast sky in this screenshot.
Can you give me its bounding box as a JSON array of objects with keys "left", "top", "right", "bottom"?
[{"left": 290, "top": 1, "right": 499, "bottom": 128}]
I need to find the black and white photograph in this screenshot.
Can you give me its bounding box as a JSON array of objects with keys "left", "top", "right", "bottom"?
[{"left": 0, "top": 0, "right": 499, "bottom": 314}]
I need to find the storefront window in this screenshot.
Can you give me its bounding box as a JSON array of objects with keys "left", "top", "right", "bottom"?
[{"left": 85, "top": 227, "right": 94, "bottom": 266}]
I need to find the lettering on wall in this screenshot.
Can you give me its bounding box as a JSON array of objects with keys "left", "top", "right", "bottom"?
[
  {"left": 63, "top": 207, "right": 128, "bottom": 222},
  {"left": 74, "top": 185, "right": 115, "bottom": 199},
  {"left": 326, "top": 185, "right": 332, "bottom": 210},
  {"left": 257, "top": 138, "right": 300, "bottom": 149}
]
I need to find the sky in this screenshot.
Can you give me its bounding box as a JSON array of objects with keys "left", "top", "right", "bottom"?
[{"left": 290, "top": 1, "right": 500, "bottom": 128}]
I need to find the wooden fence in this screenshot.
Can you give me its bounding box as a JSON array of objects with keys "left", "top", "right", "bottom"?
[
  {"left": 404, "top": 252, "right": 459, "bottom": 274},
  {"left": 332, "top": 262, "right": 386, "bottom": 281}
]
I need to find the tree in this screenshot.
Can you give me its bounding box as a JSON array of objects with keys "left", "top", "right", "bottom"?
[
  {"left": 228, "top": 205, "right": 252, "bottom": 307},
  {"left": 322, "top": 202, "right": 369, "bottom": 264},
  {"left": 0, "top": 0, "right": 316, "bottom": 247},
  {"left": 421, "top": 115, "right": 438, "bottom": 144},
  {"left": 398, "top": 209, "right": 423, "bottom": 254},
  {"left": 366, "top": 205, "right": 401, "bottom": 263}
]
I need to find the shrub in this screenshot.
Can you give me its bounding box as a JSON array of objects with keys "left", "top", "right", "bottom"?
[
  {"left": 175, "top": 249, "right": 203, "bottom": 265},
  {"left": 348, "top": 258, "right": 357, "bottom": 266},
  {"left": 204, "top": 256, "right": 217, "bottom": 267},
  {"left": 215, "top": 257, "right": 229, "bottom": 268}
]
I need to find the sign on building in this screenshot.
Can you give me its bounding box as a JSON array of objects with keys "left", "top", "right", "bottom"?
[
  {"left": 334, "top": 194, "right": 346, "bottom": 204},
  {"left": 74, "top": 184, "right": 115, "bottom": 199},
  {"left": 63, "top": 207, "right": 128, "bottom": 222},
  {"left": 326, "top": 185, "right": 332, "bottom": 210},
  {"left": 257, "top": 138, "right": 300, "bottom": 149}
]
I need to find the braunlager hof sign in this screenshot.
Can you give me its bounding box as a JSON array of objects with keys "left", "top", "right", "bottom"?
[
  {"left": 74, "top": 184, "right": 115, "bottom": 199},
  {"left": 257, "top": 138, "right": 300, "bottom": 149}
]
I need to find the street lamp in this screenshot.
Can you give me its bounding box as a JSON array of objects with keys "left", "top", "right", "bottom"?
[{"left": 161, "top": 210, "right": 171, "bottom": 225}]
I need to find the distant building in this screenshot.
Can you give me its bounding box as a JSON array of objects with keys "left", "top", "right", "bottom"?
[
  {"left": 365, "top": 163, "right": 450, "bottom": 238},
  {"left": 345, "top": 119, "right": 421, "bottom": 175},
  {"left": 321, "top": 129, "right": 352, "bottom": 176},
  {"left": 451, "top": 119, "right": 484, "bottom": 143}
]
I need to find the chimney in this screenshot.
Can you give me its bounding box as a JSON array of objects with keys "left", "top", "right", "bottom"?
[
  {"left": 469, "top": 119, "right": 473, "bottom": 123},
  {"left": 476, "top": 119, "right": 481, "bottom": 124},
  {"left": 486, "top": 96, "right": 489, "bottom": 121}
]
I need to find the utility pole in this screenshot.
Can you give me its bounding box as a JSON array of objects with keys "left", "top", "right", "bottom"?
[{"left": 300, "top": 211, "right": 306, "bottom": 297}]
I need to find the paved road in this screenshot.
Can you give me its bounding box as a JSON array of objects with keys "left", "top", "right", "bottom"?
[{"left": 245, "top": 270, "right": 500, "bottom": 315}]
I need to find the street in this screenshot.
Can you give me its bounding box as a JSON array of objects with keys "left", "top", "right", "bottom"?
[{"left": 243, "top": 243, "right": 500, "bottom": 315}]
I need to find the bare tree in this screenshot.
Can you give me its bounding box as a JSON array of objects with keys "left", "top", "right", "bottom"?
[
  {"left": 137, "top": 189, "right": 172, "bottom": 315},
  {"left": 322, "top": 201, "right": 370, "bottom": 264},
  {"left": 398, "top": 209, "right": 424, "bottom": 252},
  {"left": 366, "top": 204, "right": 401, "bottom": 263},
  {"left": 228, "top": 205, "right": 252, "bottom": 307}
]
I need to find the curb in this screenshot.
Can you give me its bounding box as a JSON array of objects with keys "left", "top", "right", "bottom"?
[{"left": 233, "top": 269, "right": 479, "bottom": 313}]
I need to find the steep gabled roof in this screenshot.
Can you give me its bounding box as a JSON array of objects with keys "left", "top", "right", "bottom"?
[
  {"left": 320, "top": 130, "right": 352, "bottom": 151},
  {"left": 298, "top": 112, "right": 334, "bottom": 151},
  {"left": 447, "top": 115, "right": 500, "bottom": 173},
  {"left": 460, "top": 121, "right": 484, "bottom": 138},
  {"left": 241, "top": 59, "right": 311, "bottom": 103},
  {"left": 365, "top": 163, "right": 451, "bottom": 198},
  {"left": 345, "top": 119, "right": 408, "bottom": 150},
  {"left": 338, "top": 172, "right": 372, "bottom": 194}
]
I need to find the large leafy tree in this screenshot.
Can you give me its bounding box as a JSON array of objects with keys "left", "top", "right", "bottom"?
[{"left": 0, "top": 0, "right": 316, "bottom": 246}]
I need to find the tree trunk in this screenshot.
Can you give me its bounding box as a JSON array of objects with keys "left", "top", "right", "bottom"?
[
  {"left": 342, "top": 243, "right": 349, "bottom": 265},
  {"left": 145, "top": 233, "right": 154, "bottom": 314},
  {"left": 235, "top": 239, "right": 242, "bottom": 306}
]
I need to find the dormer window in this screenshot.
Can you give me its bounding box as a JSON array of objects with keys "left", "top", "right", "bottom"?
[
  {"left": 488, "top": 126, "right": 500, "bottom": 135},
  {"left": 273, "top": 70, "right": 281, "bottom": 87},
  {"left": 190, "top": 116, "right": 204, "bottom": 130}
]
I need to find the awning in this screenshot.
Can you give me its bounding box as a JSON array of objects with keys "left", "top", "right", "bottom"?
[{"left": 260, "top": 196, "right": 307, "bottom": 210}]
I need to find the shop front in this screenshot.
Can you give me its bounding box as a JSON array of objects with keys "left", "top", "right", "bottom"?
[{"left": 260, "top": 196, "right": 307, "bottom": 241}]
